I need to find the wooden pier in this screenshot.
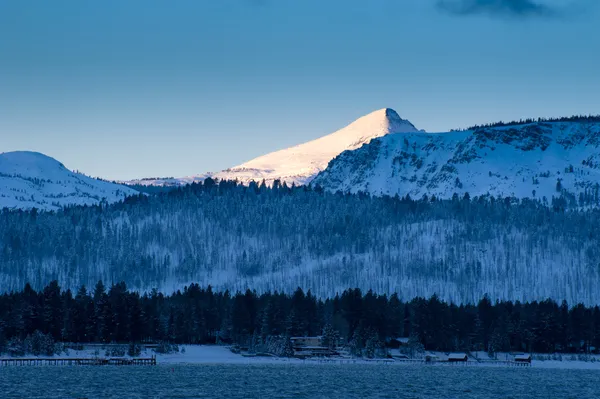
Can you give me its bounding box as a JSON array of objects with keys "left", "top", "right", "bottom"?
[
  {"left": 0, "top": 356, "right": 156, "bottom": 367},
  {"left": 439, "top": 360, "right": 531, "bottom": 367}
]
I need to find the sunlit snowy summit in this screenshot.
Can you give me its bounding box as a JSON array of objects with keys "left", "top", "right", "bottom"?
[
  {"left": 127, "top": 108, "right": 421, "bottom": 187},
  {"left": 0, "top": 151, "right": 138, "bottom": 211}
]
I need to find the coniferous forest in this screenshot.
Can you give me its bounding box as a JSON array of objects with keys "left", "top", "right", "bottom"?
[
  {"left": 2, "top": 179, "right": 600, "bottom": 304},
  {"left": 1, "top": 281, "right": 600, "bottom": 358}
]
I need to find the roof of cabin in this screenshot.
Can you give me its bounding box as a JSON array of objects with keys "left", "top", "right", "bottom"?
[{"left": 515, "top": 354, "right": 531, "bottom": 360}]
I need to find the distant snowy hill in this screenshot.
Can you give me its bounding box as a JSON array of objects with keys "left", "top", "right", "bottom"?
[
  {"left": 0, "top": 151, "right": 138, "bottom": 211},
  {"left": 127, "top": 108, "right": 420, "bottom": 187},
  {"left": 313, "top": 120, "right": 600, "bottom": 201}
]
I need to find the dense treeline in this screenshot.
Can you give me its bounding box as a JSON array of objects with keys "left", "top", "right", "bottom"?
[
  {"left": 2, "top": 179, "right": 600, "bottom": 304},
  {"left": 452, "top": 114, "right": 600, "bottom": 132},
  {"left": 1, "top": 281, "right": 600, "bottom": 357}
]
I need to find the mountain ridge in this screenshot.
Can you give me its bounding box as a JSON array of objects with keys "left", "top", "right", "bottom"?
[{"left": 313, "top": 119, "right": 600, "bottom": 202}]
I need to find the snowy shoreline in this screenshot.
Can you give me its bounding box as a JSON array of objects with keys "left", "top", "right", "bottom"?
[{"left": 2, "top": 345, "right": 600, "bottom": 371}]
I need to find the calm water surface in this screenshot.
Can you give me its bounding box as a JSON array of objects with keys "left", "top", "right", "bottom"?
[{"left": 0, "top": 364, "right": 598, "bottom": 399}]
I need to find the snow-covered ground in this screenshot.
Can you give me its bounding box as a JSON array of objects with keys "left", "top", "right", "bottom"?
[
  {"left": 3, "top": 345, "right": 600, "bottom": 370},
  {"left": 0, "top": 151, "right": 138, "bottom": 211}
]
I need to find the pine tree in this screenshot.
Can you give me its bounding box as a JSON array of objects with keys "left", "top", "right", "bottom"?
[
  {"left": 407, "top": 334, "right": 424, "bottom": 359},
  {"left": 128, "top": 342, "right": 141, "bottom": 357},
  {"left": 281, "top": 335, "right": 295, "bottom": 358},
  {"left": 320, "top": 324, "right": 340, "bottom": 350},
  {"left": 348, "top": 329, "right": 363, "bottom": 357},
  {"left": 365, "top": 329, "right": 379, "bottom": 359},
  {"left": 93, "top": 281, "right": 108, "bottom": 343}
]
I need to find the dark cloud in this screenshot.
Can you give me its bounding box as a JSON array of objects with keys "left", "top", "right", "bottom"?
[{"left": 436, "top": 0, "right": 557, "bottom": 18}]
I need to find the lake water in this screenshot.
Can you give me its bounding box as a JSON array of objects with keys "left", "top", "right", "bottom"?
[{"left": 1, "top": 364, "right": 598, "bottom": 398}]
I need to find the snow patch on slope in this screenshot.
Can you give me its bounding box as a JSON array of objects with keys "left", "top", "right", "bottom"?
[{"left": 0, "top": 151, "right": 139, "bottom": 211}]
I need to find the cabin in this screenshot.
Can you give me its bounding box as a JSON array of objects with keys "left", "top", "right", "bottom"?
[
  {"left": 294, "top": 346, "right": 336, "bottom": 357},
  {"left": 447, "top": 353, "right": 468, "bottom": 362},
  {"left": 290, "top": 336, "right": 322, "bottom": 348},
  {"left": 387, "top": 337, "right": 410, "bottom": 349},
  {"left": 290, "top": 336, "right": 336, "bottom": 357},
  {"left": 514, "top": 354, "right": 532, "bottom": 364}
]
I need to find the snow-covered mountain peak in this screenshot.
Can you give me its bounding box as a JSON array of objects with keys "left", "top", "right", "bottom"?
[
  {"left": 0, "top": 151, "right": 138, "bottom": 211},
  {"left": 127, "top": 108, "right": 421, "bottom": 187},
  {"left": 346, "top": 108, "right": 416, "bottom": 136},
  {"left": 214, "top": 108, "right": 420, "bottom": 185}
]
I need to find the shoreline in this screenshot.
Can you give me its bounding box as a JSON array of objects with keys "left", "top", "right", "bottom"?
[{"left": 2, "top": 345, "right": 600, "bottom": 370}]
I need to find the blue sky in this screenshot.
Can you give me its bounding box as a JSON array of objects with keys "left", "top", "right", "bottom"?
[{"left": 1, "top": 0, "right": 599, "bottom": 180}]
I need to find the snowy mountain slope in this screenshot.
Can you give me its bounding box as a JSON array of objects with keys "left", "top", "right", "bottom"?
[
  {"left": 313, "top": 121, "right": 600, "bottom": 201},
  {"left": 126, "top": 108, "right": 420, "bottom": 187},
  {"left": 0, "top": 151, "right": 139, "bottom": 211}
]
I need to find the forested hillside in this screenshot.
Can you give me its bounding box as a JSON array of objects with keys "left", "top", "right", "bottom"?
[{"left": 1, "top": 180, "right": 599, "bottom": 304}]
